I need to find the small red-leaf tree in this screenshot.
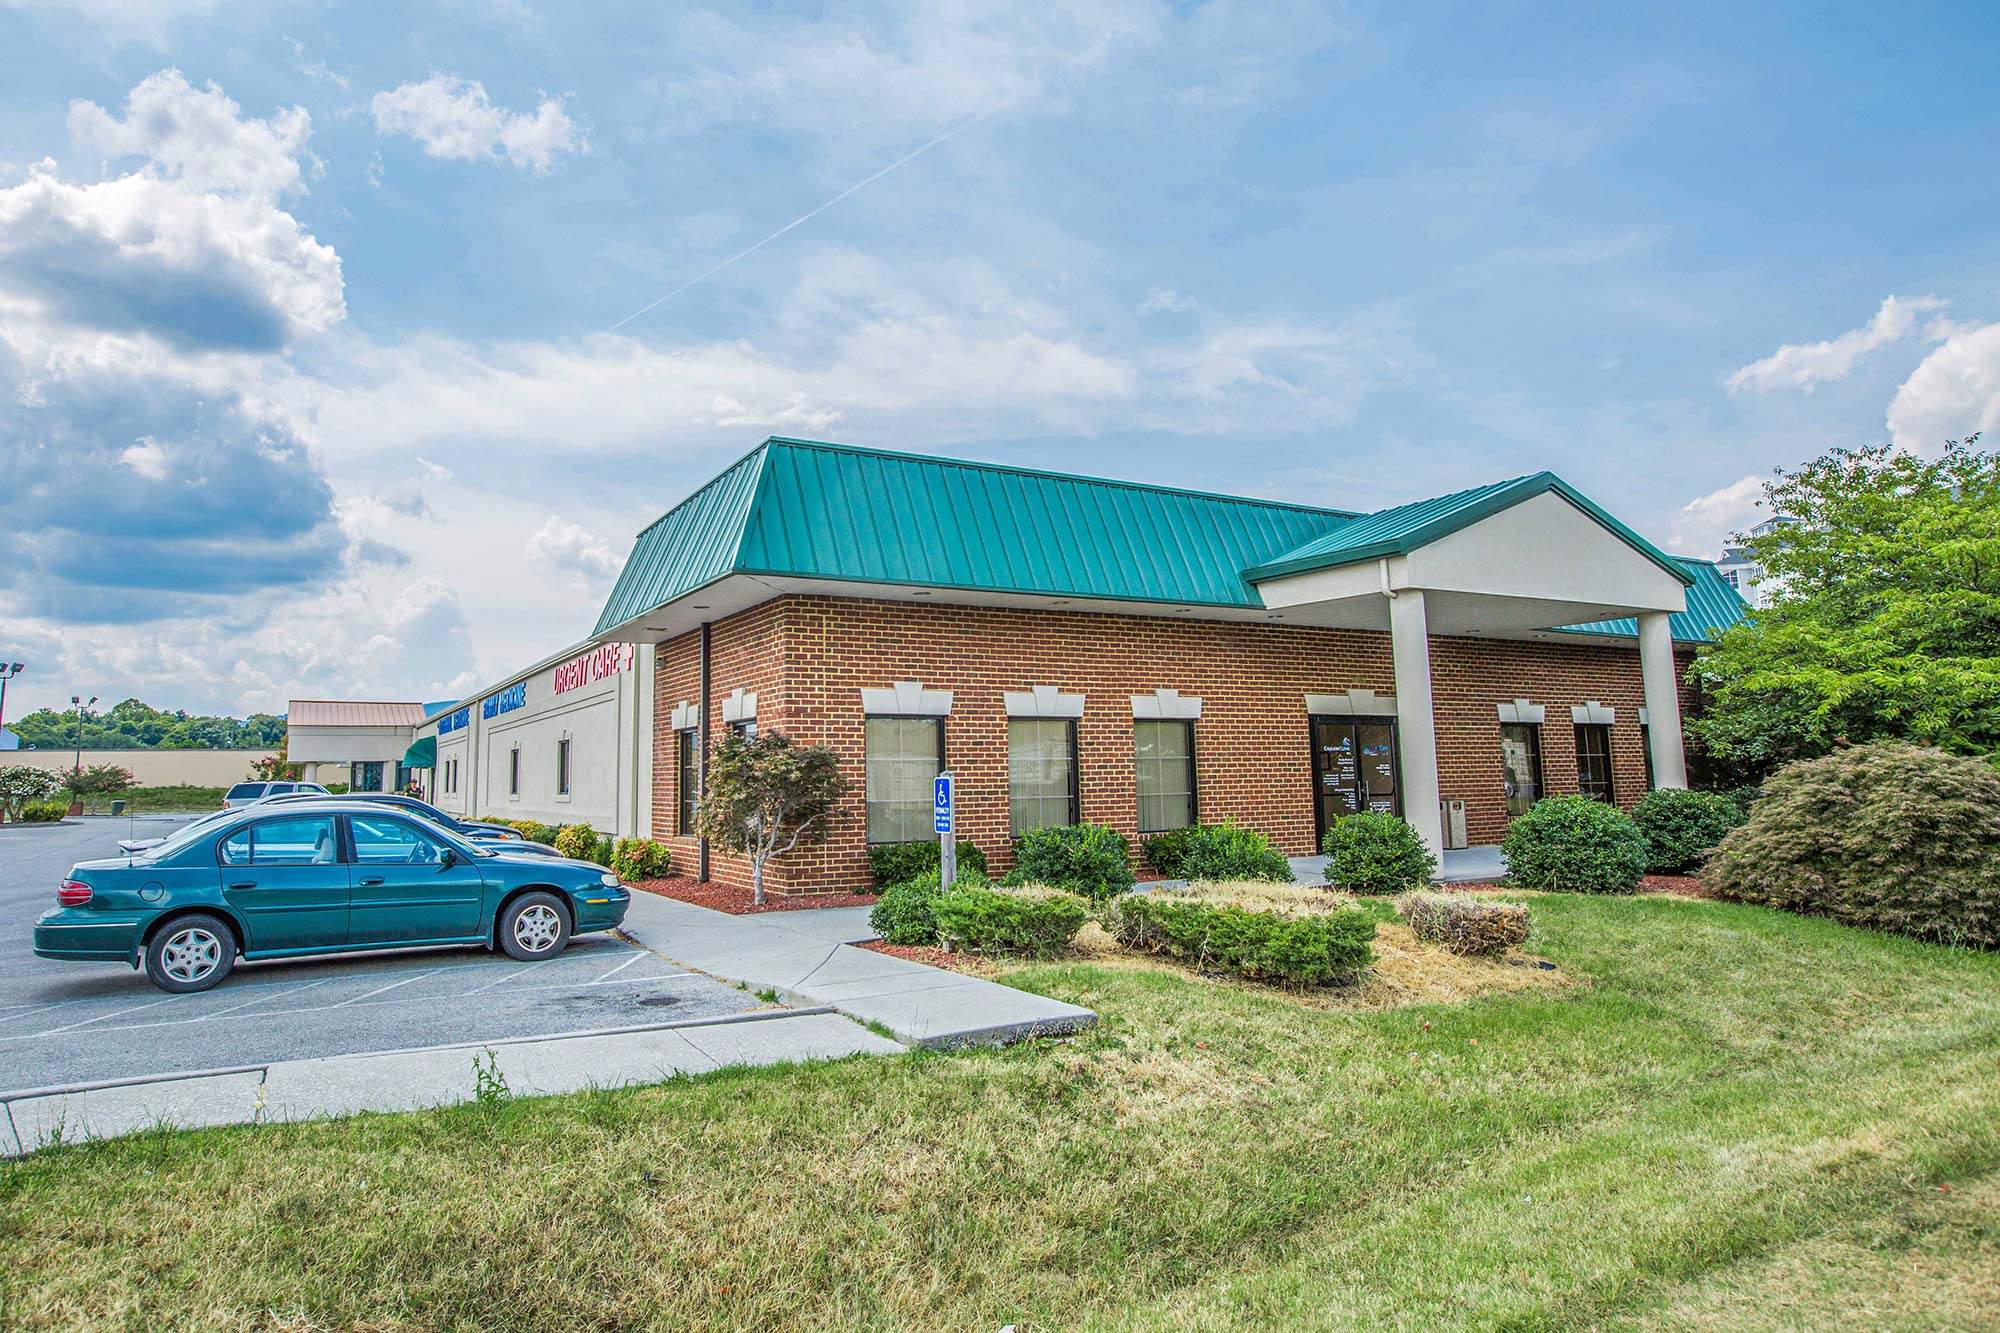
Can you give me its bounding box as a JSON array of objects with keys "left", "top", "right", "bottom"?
[{"left": 695, "top": 730, "right": 849, "bottom": 905}]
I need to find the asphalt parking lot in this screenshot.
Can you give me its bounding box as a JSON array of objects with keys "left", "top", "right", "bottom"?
[{"left": 0, "top": 814, "right": 761, "bottom": 1092}]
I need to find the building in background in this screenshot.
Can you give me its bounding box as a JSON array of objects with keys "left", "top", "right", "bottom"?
[
  {"left": 1715, "top": 514, "right": 1799, "bottom": 608},
  {"left": 285, "top": 700, "right": 431, "bottom": 794}
]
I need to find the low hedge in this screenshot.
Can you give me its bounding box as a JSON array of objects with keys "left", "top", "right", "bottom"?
[
  {"left": 1398, "top": 892, "right": 1530, "bottom": 956},
  {"left": 19, "top": 799, "right": 67, "bottom": 823},
  {"left": 868, "top": 839, "right": 988, "bottom": 888},
  {"left": 1005, "top": 823, "right": 1133, "bottom": 900},
  {"left": 1322, "top": 812, "right": 1437, "bottom": 895},
  {"left": 1500, "top": 795, "right": 1648, "bottom": 894},
  {"left": 1631, "top": 788, "right": 1745, "bottom": 874},
  {"left": 1140, "top": 821, "right": 1293, "bottom": 883},
  {"left": 933, "top": 885, "right": 1088, "bottom": 958},
  {"left": 611, "top": 837, "right": 672, "bottom": 881},
  {"left": 1704, "top": 742, "right": 2000, "bottom": 948},
  {"left": 1111, "top": 890, "right": 1376, "bottom": 986},
  {"left": 869, "top": 868, "right": 991, "bottom": 946}
]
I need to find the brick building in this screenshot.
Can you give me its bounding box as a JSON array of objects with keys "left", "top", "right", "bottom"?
[{"left": 593, "top": 438, "right": 1747, "bottom": 896}]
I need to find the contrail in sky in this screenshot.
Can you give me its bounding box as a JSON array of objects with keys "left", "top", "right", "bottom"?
[{"left": 609, "top": 102, "right": 1011, "bottom": 333}]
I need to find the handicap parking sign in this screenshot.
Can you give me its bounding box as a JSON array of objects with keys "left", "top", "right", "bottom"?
[{"left": 933, "top": 772, "right": 954, "bottom": 834}]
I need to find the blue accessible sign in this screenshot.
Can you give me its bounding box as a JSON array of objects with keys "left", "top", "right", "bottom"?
[{"left": 933, "top": 772, "right": 955, "bottom": 834}]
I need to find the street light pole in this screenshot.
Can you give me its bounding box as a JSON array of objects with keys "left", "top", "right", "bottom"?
[
  {"left": 0, "top": 662, "right": 21, "bottom": 746},
  {"left": 71, "top": 694, "right": 96, "bottom": 774}
]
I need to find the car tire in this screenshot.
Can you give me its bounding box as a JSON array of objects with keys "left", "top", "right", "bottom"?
[
  {"left": 144, "top": 914, "right": 237, "bottom": 994},
  {"left": 500, "top": 892, "right": 572, "bottom": 961}
]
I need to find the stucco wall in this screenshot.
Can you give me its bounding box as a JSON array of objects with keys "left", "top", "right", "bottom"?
[{"left": 0, "top": 749, "right": 261, "bottom": 787}]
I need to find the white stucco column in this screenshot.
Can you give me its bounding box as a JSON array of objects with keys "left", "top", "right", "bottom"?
[
  {"left": 1389, "top": 588, "right": 1444, "bottom": 858},
  {"left": 1637, "top": 611, "right": 1688, "bottom": 789}
]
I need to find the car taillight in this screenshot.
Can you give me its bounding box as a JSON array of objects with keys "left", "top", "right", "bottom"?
[{"left": 58, "top": 880, "right": 93, "bottom": 907}]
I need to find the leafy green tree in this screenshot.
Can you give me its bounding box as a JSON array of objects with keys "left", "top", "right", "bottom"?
[
  {"left": 695, "top": 731, "right": 848, "bottom": 905},
  {"left": 67, "top": 763, "right": 136, "bottom": 813},
  {"left": 1689, "top": 436, "right": 2000, "bottom": 782}
]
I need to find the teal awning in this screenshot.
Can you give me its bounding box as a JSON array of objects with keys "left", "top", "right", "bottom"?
[{"left": 402, "top": 735, "right": 437, "bottom": 770}]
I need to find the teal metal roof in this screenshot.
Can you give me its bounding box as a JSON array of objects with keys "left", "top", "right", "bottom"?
[
  {"left": 1242, "top": 471, "right": 1695, "bottom": 587},
  {"left": 1548, "top": 558, "right": 1749, "bottom": 644},
  {"left": 593, "top": 438, "right": 1356, "bottom": 635}
]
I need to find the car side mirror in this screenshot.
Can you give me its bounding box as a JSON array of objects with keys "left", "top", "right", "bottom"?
[{"left": 439, "top": 846, "right": 457, "bottom": 869}]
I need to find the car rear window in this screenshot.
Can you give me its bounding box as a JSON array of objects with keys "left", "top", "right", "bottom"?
[{"left": 226, "top": 783, "right": 266, "bottom": 800}]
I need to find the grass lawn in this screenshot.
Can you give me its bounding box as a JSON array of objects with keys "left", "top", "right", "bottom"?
[{"left": 3, "top": 893, "right": 1997, "bottom": 1331}]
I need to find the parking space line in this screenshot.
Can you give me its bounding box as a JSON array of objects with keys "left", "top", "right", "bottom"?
[
  {"left": 326, "top": 967, "right": 447, "bottom": 1008},
  {"left": 459, "top": 956, "right": 556, "bottom": 994},
  {"left": 23, "top": 993, "right": 185, "bottom": 1039},
  {"left": 592, "top": 950, "right": 647, "bottom": 984}
]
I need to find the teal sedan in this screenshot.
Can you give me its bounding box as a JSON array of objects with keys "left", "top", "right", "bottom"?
[{"left": 33, "top": 802, "right": 632, "bottom": 993}]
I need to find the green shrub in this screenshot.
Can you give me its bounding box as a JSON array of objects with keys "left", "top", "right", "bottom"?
[
  {"left": 112, "top": 784, "right": 228, "bottom": 813},
  {"left": 610, "top": 837, "right": 673, "bottom": 881},
  {"left": 552, "top": 823, "right": 600, "bottom": 861},
  {"left": 869, "top": 868, "right": 990, "bottom": 946},
  {"left": 594, "top": 835, "right": 615, "bottom": 867},
  {"left": 1141, "top": 821, "right": 1293, "bottom": 883},
  {"left": 1322, "top": 812, "right": 1437, "bottom": 895},
  {"left": 522, "top": 822, "right": 561, "bottom": 846},
  {"left": 867, "top": 838, "right": 988, "bottom": 888},
  {"left": 1397, "top": 892, "right": 1530, "bottom": 956},
  {"left": 1703, "top": 742, "right": 2000, "bottom": 948},
  {"left": 322, "top": 782, "right": 351, "bottom": 795},
  {"left": 1004, "top": 823, "right": 1133, "bottom": 901},
  {"left": 1631, "top": 788, "right": 1745, "bottom": 874},
  {"left": 19, "top": 799, "right": 67, "bottom": 823},
  {"left": 934, "top": 885, "right": 1088, "bottom": 958},
  {"left": 1111, "top": 890, "right": 1376, "bottom": 986},
  {"left": 1501, "top": 796, "right": 1648, "bottom": 894}
]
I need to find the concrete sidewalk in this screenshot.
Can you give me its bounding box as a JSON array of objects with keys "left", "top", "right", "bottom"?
[
  {"left": 618, "top": 892, "right": 1097, "bottom": 1049},
  {"left": 1, "top": 1006, "right": 901, "bottom": 1157}
]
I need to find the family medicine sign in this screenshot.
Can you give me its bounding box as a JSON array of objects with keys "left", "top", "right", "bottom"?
[{"left": 553, "top": 643, "right": 634, "bottom": 695}]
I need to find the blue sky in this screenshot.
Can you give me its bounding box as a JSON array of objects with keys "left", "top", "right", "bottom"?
[{"left": 2, "top": 0, "right": 1997, "bottom": 718}]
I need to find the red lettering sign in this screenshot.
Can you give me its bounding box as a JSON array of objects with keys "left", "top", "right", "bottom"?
[{"left": 552, "top": 643, "right": 633, "bottom": 695}]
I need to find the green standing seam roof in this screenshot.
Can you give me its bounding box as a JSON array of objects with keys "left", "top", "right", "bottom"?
[
  {"left": 1241, "top": 471, "right": 1695, "bottom": 587},
  {"left": 1547, "top": 558, "right": 1749, "bottom": 644},
  {"left": 592, "top": 438, "right": 1747, "bottom": 647},
  {"left": 593, "top": 438, "right": 1358, "bottom": 635}
]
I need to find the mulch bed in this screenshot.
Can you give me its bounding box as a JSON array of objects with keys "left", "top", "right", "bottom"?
[{"left": 631, "top": 877, "right": 882, "bottom": 915}]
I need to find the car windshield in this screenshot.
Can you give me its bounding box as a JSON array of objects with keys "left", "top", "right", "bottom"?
[
  {"left": 225, "top": 783, "right": 264, "bottom": 800},
  {"left": 399, "top": 810, "right": 496, "bottom": 857}
]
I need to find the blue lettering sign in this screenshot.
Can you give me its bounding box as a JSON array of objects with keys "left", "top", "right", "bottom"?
[
  {"left": 482, "top": 682, "right": 528, "bottom": 719},
  {"left": 437, "top": 707, "right": 471, "bottom": 735}
]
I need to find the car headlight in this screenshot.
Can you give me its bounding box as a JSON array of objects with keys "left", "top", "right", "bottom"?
[{"left": 600, "top": 871, "right": 623, "bottom": 889}]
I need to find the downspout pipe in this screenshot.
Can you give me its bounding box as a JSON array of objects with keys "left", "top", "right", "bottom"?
[{"left": 698, "top": 620, "right": 712, "bottom": 883}]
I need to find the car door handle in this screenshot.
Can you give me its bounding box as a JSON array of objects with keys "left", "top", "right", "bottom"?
[
  {"left": 358, "top": 876, "right": 385, "bottom": 886},
  {"left": 229, "top": 881, "right": 256, "bottom": 889}
]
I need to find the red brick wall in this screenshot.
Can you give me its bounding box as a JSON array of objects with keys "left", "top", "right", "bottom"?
[{"left": 654, "top": 594, "right": 1696, "bottom": 895}]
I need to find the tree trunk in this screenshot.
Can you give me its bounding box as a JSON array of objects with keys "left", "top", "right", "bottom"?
[{"left": 751, "top": 856, "right": 766, "bottom": 907}]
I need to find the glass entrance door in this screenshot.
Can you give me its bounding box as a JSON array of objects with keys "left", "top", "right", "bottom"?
[{"left": 1312, "top": 715, "right": 1401, "bottom": 840}]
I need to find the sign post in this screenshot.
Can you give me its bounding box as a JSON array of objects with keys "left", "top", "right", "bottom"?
[{"left": 934, "top": 771, "right": 956, "bottom": 890}]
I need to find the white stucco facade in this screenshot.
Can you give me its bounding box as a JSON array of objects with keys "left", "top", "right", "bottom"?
[{"left": 419, "top": 640, "right": 654, "bottom": 837}]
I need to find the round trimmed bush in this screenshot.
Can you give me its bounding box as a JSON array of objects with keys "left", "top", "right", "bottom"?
[
  {"left": 611, "top": 837, "right": 672, "bottom": 881},
  {"left": 1322, "top": 812, "right": 1437, "bottom": 895},
  {"left": 1005, "top": 823, "right": 1134, "bottom": 901},
  {"left": 867, "top": 839, "right": 988, "bottom": 888},
  {"left": 552, "top": 823, "right": 600, "bottom": 861},
  {"left": 1631, "top": 788, "right": 1745, "bottom": 874},
  {"left": 1703, "top": 742, "right": 2000, "bottom": 948},
  {"left": 869, "top": 868, "right": 991, "bottom": 946},
  {"left": 1500, "top": 796, "right": 1647, "bottom": 894}
]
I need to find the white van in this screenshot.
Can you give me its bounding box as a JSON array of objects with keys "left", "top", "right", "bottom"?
[{"left": 222, "top": 780, "right": 330, "bottom": 809}]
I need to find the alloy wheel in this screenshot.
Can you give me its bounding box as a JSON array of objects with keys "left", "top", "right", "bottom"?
[
  {"left": 513, "top": 903, "right": 562, "bottom": 953},
  {"left": 161, "top": 927, "right": 223, "bottom": 984}
]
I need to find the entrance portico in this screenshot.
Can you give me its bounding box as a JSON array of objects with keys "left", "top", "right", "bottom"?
[{"left": 1247, "top": 475, "right": 1696, "bottom": 856}]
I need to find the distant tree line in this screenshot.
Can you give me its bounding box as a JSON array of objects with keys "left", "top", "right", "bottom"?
[{"left": 6, "top": 698, "right": 287, "bottom": 751}]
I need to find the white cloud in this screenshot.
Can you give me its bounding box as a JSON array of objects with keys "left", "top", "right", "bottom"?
[
  {"left": 119, "top": 437, "right": 168, "bottom": 480},
  {"left": 1136, "top": 288, "right": 1197, "bottom": 315},
  {"left": 370, "top": 75, "right": 587, "bottom": 174},
  {"left": 69, "top": 69, "right": 316, "bottom": 199},
  {"left": 1725, "top": 293, "right": 1946, "bottom": 394},
  {"left": 415, "top": 456, "right": 453, "bottom": 481},
  {"left": 525, "top": 516, "right": 623, "bottom": 585},
  {"left": 1669, "top": 474, "right": 1765, "bottom": 555},
  {"left": 1886, "top": 319, "right": 2000, "bottom": 453}
]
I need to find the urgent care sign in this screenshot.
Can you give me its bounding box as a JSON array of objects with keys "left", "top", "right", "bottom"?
[{"left": 552, "top": 643, "right": 634, "bottom": 695}]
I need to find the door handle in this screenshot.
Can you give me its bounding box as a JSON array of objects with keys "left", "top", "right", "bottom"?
[
  {"left": 359, "top": 876, "right": 385, "bottom": 886},
  {"left": 229, "top": 881, "right": 256, "bottom": 889}
]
